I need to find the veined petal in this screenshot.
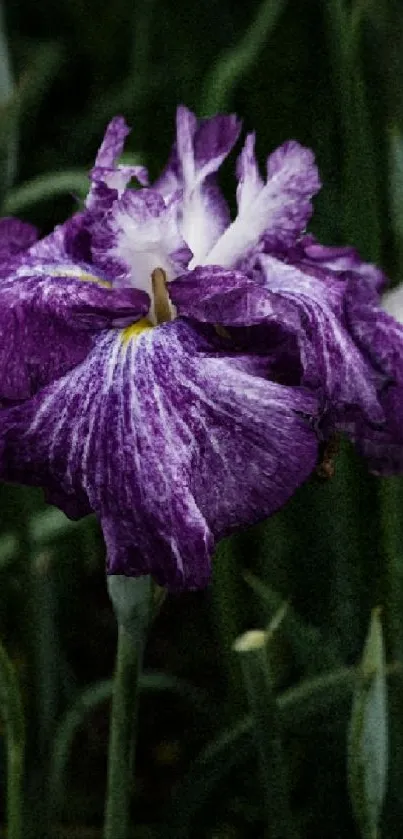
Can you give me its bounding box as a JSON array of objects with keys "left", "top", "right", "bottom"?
[
  {"left": 157, "top": 106, "right": 241, "bottom": 263},
  {"left": 0, "top": 218, "right": 38, "bottom": 261},
  {"left": 258, "top": 255, "right": 385, "bottom": 424},
  {"left": 0, "top": 320, "right": 319, "bottom": 589},
  {"left": 93, "top": 116, "right": 130, "bottom": 170},
  {"left": 86, "top": 116, "right": 149, "bottom": 213},
  {"left": 0, "top": 268, "right": 149, "bottom": 402},
  {"left": 205, "top": 140, "right": 321, "bottom": 267},
  {"left": 336, "top": 275, "right": 403, "bottom": 473},
  {"left": 0, "top": 217, "right": 40, "bottom": 279},
  {"left": 91, "top": 188, "right": 191, "bottom": 297},
  {"left": 236, "top": 133, "right": 264, "bottom": 214},
  {"left": 298, "top": 235, "right": 387, "bottom": 294},
  {"left": 169, "top": 265, "right": 289, "bottom": 326}
]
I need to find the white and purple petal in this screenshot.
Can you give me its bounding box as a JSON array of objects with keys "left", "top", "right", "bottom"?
[
  {"left": 0, "top": 267, "right": 149, "bottom": 402},
  {"left": 156, "top": 106, "right": 241, "bottom": 263},
  {"left": 204, "top": 139, "right": 321, "bottom": 268},
  {"left": 91, "top": 188, "right": 191, "bottom": 303},
  {"left": 257, "top": 255, "right": 385, "bottom": 425},
  {"left": 86, "top": 116, "right": 149, "bottom": 214},
  {"left": 297, "top": 235, "right": 388, "bottom": 294},
  {"left": 0, "top": 320, "right": 319, "bottom": 589}
]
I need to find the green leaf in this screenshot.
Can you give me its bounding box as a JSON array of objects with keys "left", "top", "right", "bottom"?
[
  {"left": 0, "top": 637, "right": 25, "bottom": 839},
  {"left": 4, "top": 169, "right": 89, "bottom": 214},
  {"left": 0, "top": 3, "right": 18, "bottom": 200},
  {"left": 388, "top": 126, "right": 403, "bottom": 279},
  {"left": 49, "top": 672, "right": 212, "bottom": 820},
  {"left": 163, "top": 664, "right": 371, "bottom": 835},
  {"left": 243, "top": 571, "right": 340, "bottom": 672},
  {"left": 201, "top": 0, "right": 287, "bottom": 114},
  {"left": 348, "top": 608, "right": 388, "bottom": 839}
]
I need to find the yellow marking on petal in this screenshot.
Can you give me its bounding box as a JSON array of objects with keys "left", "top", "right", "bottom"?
[
  {"left": 49, "top": 267, "right": 112, "bottom": 287},
  {"left": 122, "top": 318, "right": 153, "bottom": 343}
]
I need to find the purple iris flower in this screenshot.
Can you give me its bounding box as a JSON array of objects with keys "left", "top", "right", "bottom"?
[{"left": 0, "top": 105, "right": 401, "bottom": 588}]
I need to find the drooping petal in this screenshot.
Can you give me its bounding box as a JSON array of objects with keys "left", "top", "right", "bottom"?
[
  {"left": 335, "top": 274, "right": 403, "bottom": 473},
  {"left": 169, "top": 265, "right": 290, "bottom": 326},
  {"left": 257, "top": 255, "right": 385, "bottom": 424},
  {"left": 156, "top": 106, "right": 241, "bottom": 262},
  {"left": 90, "top": 188, "right": 191, "bottom": 299},
  {"left": 204, "top": 139, "right": 321, "bottom": 268},
  {"left": 0, "top": 267, "right": 149, "bottom": 402},
  {"left": 352, "top": 384, "right": 403, "bottom": 475},
  {"left": 0, "top": 320, "right": 319, "bottom": 589},
  {"left": 297, "top": 235, "right": 387, "bottom": 294}
]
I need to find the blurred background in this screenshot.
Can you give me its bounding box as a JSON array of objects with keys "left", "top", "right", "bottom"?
[{"left": 1, "top": 0, "right": 403, "bottom": 836}]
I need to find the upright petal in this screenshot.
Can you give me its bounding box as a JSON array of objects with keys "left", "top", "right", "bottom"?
[
  {"left": 0, "top": 266, "right": 149, "bottom": 402},
  {"left": 156, "top": 106, "right": 241, "bottom": 263},
  {"left": 236, "top": 133, "right": 264, "bottom": 215},
  {"left": 0, "top": 320, "right": 319, "bottom": 589},
  {"left": 86, "top": 116, "right": 149, "bottom": 214},
  {"left": 205, "top": 140, "right": 321, "bottom": 267}
]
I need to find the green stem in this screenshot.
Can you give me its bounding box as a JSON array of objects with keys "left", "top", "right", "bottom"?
[
  {"left": 0, "top": 640, "right": 25, "bottom": 839},
  {"left": 7, "top": 737, "right": 24, "bottom": 839},
  {"left": 234, "top": 630, "right": 294, "bottom": 839},
  {"left": 104, "top": 624, "right": 142, "bottom": 839}
]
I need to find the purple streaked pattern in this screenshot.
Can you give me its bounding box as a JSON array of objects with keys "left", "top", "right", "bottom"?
[
  {"left": 0, "top": 266, "right": 149, "bottom": 404},
  {"left": 1, "top": 105, "right": 403, "bottom": 588},
  {"left": 0, "top": 320, "right": 319, "bottom": 588}
]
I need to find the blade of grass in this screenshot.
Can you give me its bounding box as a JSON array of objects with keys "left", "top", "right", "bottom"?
[{"left": 201, "top": 0, "right": 287, "bottom": 115}]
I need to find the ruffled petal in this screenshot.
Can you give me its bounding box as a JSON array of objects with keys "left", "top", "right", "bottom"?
[
  {"left": 297, "top": 235, "right": 387, "bottom": 294},
  {"left": 156, "top": 106, "right": 241, "bottom": 262},
  {"left": 169, "top": 265, "right": 288, "bottom": 326},
  {"left": 257, "top": 255, "right": 384, "bottom": 424},
  {"left": 205, "top": 139, "right": 321, "bottom": 267},
  {"left": 86, "top": 116, "right": 149, "bottom": 214},
  {"left": 336, "top": 275, "right": 403, "bottom": 473},
  {"left": 0, "top": 320, "right": 319, "bottom": 589},
  {"left": 0, "top": 267, "right": 149, "bottom": 402},
  {"left": 90, "top": 188, "right": 191, "bottom": 301}
]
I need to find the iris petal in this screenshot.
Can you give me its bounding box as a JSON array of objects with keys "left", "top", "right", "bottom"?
[
  {"left": 0, "top": 320, "right": 319, "bottom": 589},
  {"left": 156, "top": 105, "right": 241, "bottom": 263},
  {"left": 86, "top": 116, "right": 149, "bottom": 214},
  {"left": 0, "top": 267, "right": 149, "bottom": 402},
  {"left": 204, "top": 138, "right": 321, "bottom": 267}
]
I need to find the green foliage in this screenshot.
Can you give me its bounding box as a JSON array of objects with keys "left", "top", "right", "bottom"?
[{"left": 1, "top": 0, "right": 403, "bottom": 837}]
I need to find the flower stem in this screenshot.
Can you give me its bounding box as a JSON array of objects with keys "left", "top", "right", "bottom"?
[
  {"left": 103, "top": 623, "right": 142, "bottom": 839},
  {"left": 104, "top": 575, "right": 152, "bottom": 839},
  {"left": 234, "top": 628, "right": 295, "bottom": 839}
]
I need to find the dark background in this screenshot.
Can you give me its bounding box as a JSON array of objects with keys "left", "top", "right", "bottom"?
[{"left": 1, "top": 1, "right": 403, "bottom": 836}]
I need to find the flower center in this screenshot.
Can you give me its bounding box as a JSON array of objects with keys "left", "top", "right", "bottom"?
[{"left": 122, "top": 267, "right": 174, "bottom": 343}]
